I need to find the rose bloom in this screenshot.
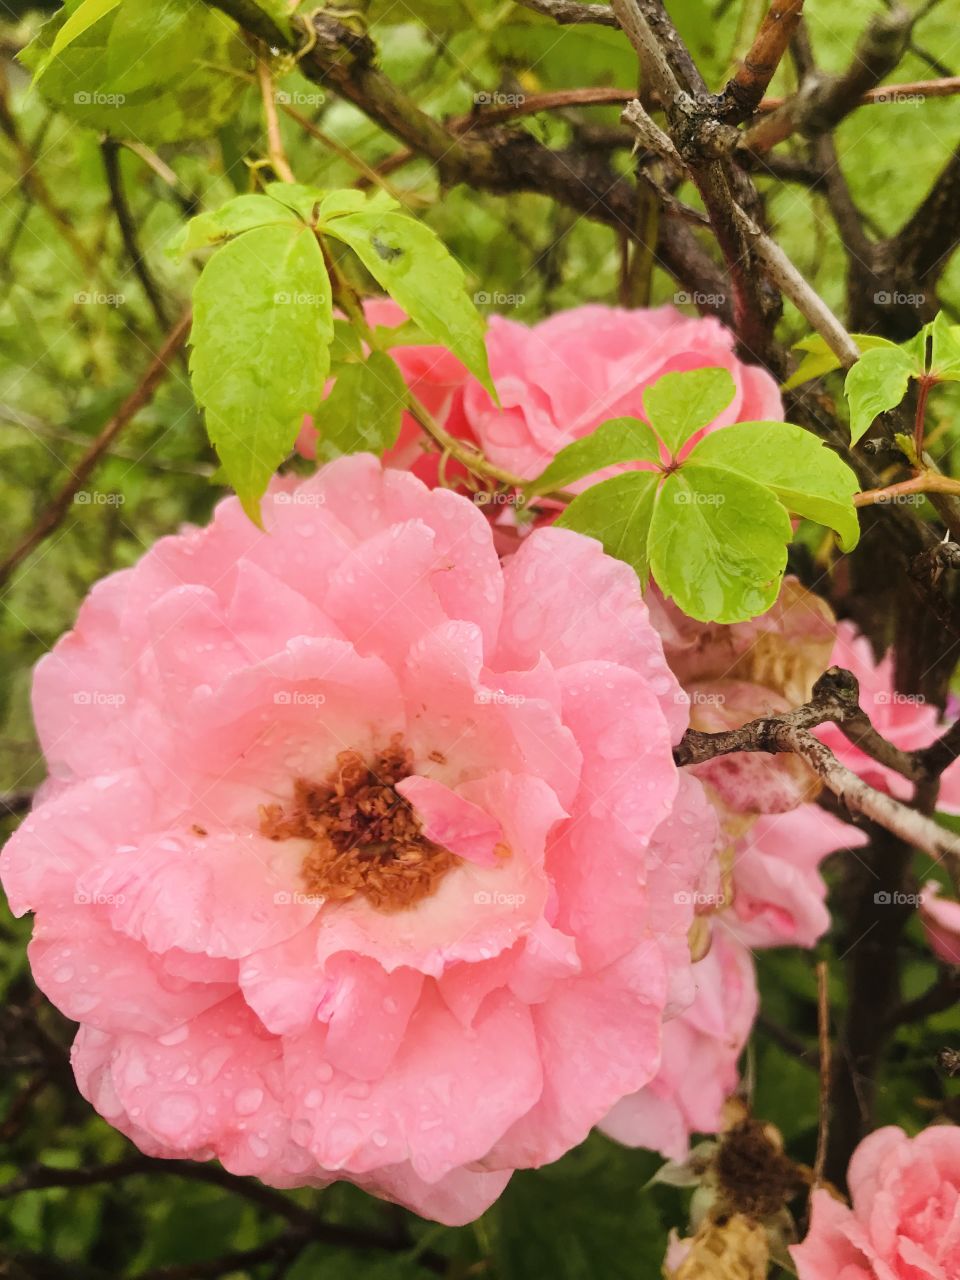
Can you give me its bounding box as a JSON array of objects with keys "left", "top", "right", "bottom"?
[
  {"left": 461, "top": 304, "right": 784, "bottom": 480},
  {"left": 1, "top": 455, "right": 715, "bottom": 1225},
  {"left": 791, "top": 1125, "right": 960, "bottom": 1280}
]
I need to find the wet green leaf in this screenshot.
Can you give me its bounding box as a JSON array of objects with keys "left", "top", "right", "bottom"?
[
  {"left": 526, "top": 417, "right": 661, "bottom": 498},
  {"left": 189, "top": 222, "right": 333, "bottom": 521}
]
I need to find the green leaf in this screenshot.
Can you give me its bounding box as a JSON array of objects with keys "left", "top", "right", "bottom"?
[
  {"left": 488, "top": 1134, "right": 668, "bottom": 1280},
  {"left": 189, "top": 223, "right": 333, "bottom": 521},
  {"left": 35, "top": 0, "right": 122, "bottom": 80},
  {"left": 641, "top": 367, "right": 735, "bottom": 455},
  {"left": 782, "top": 331, "right": 897, "bottom": 391},
  {"left": 321, "top": 209, "right": 493, "bottom": 394},
  {"left": 649, "top": 467, "right": 791, "bottom": 623},
  {"left": 556, "top": 472, "right": 659, "bottom": 587},
  {"left": 844, "top": 345, "right": 917, "bottom": 444},
  {"left": 526, "top": 418, "right": 661, "bottom": 498},
  {"left": 170, "top": 195, "right": 300, "bottom": 256},
  {"left": 21, "top": 0, "right": 249, "bottom": 145},
  {"left": 313, "top": 351, "right": 407, "bottom": 459},
  {"left": 689, "top": 421, "right": 861, "bottom": 551},
  {"left": 316, "top": 188, "right": 399, "bottom": 221},
  {"left": 929, "top": 312, "right": 960, "bottom": 382}
]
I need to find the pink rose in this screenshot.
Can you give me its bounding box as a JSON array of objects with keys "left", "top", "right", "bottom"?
[
  {"left": 461, "top": 304, "right": 783, "bottom": 480},
  {"left": 919, "top": 881, "right": 960, "bottom": 966},
  {"left": 601, "top": 927, "right": 757, "bottom": 1161},
  {"left": 791, "top": 1125, "right": 960, "bottom": 1279},
  {"left": 1, "top": 454, "right": 713, "bottom": 1225}
]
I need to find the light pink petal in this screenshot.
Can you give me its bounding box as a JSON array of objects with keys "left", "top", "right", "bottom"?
[
  {"left": 496, "top": 527, "right": 687, "bottom": 741},
  {"left": 283, "top": 986, "right": 542, "bottom": 1182},
  {"left": 397, "top": 774, "right": 504, "bottom": 867}
]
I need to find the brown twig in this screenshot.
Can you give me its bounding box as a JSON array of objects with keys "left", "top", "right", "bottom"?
[
  {"left": 0, "top": 309, "right": 192, "bottom": 590},
  {"left": 674, "top": 668, "right": 960, "bottom": 875},
  {"left": 813, "top": 959, "right": 831, "bottom": 1188},
  {"left": 515, "top": 0, "right": 618, "bottom": 23},
  {"left": 743, "top": 6, "right": 914, "bottom": 151},
  {"left": 717, "top": 0, "right": 806, "bottom": 124},
  {"left": 101, "top": 138, "right": 173, "bottom": 331},
  {"left": 256, "top": 52, "right": 296, "bottom": 183},
  {"left": 854, "top": 471, "right": 960, "bottom": 508}
]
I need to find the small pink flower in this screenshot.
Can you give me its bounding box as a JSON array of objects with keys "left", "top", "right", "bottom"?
[
  {"left": 791, "top": 1125, "right": 960, "bottom": 1280},
  {"left": 1, "top": 455, "right": 713, "bottom": 1225},
  {"left": 461, "top": 304, "right": 783, "bottom": 480},
  {"left": 919, "top": 880, "right": 960, "bottom": 966}
]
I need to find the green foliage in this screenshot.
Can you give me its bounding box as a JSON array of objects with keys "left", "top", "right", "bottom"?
[
  {"left": 21, "top": 0, "right": 251, "bottom": 144},
  {"left": 782, "top": 331, "right": 897, "bottom": 391},
  {"left": 189, "top": 221, "right": 333, "bottom": 522},
  {"left": 179, "top": 182, "right": 490, "bottom": 514},
  {"left": 312, "top": 349, "right": 407, "bottom": 458},
  {"left": 555, "top": 369, "right": 860, "bottom": 622},
  {"left": 322, "top": 208, "right": 494, "bottom": 395},
  {"left": 843, "top": 311, "right": 960, "bottom": 444}
]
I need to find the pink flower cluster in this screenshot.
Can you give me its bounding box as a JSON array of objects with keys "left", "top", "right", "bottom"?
[{"left": 7, "top": 301, "right": 960, "bottom": 1231}]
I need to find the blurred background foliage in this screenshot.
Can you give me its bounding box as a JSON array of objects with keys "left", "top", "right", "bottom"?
[{"left": 1, "top": 0, "right": 960, "bottom": 1276}]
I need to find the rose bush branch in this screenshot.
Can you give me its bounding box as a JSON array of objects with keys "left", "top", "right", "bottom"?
[{"left": 674, "top": 668, "right": 960, "bottom": 880}]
